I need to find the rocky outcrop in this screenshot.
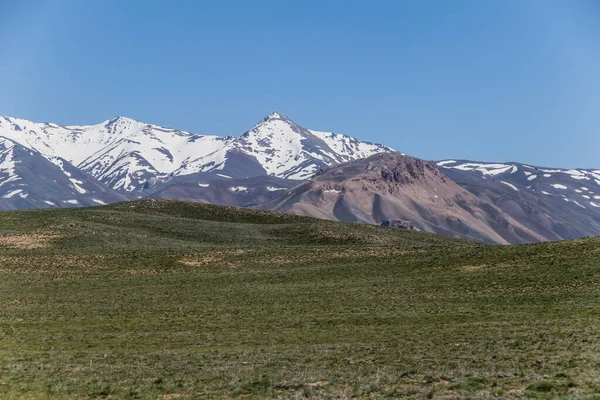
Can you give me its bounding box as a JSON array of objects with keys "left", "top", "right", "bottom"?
[{"left": 381, "top": 219, "right": 421, "bottom": 231}]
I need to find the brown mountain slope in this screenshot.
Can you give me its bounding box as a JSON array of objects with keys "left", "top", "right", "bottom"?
[{"left": 259, "top": 153, "right": 546, "bottom": 244}]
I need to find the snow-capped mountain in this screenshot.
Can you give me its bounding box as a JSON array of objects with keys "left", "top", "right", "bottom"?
[
  {"left": 0, "top": 113, "right": 395, "bottom": 192},
  {"left": 438, "top": 160, "right": 600, "bottom": 209},
  {"left": 0, "top": 136, "right": 128, "bottom": 209},
  {"left": 162, "top": 112, "right": 396, "bottom": 185},
  {"left": 226, "top": 113, "right": 397, "bottom": 180},
  {"left": 0, "top": 116, "right": 233, "bottom": 191},
  {"left": 438, "top": 160, "right": 600, "bottom": 241}
]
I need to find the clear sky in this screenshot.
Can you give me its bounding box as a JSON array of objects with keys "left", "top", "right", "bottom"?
[{"left": 0, "top": 0, "right": 599, "bottom": 168}]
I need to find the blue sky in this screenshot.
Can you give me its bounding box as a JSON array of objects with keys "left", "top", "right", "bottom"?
[{"left": 0, "top": 0, "right": 599, "bottom": 168}]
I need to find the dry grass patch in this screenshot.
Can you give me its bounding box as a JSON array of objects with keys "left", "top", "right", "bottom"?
[
  {"left": 179, "top": 247, "right": 420, "bottom": 268},
  {"left": 0, "top": 233, "right": 60, "bottom": 249},
  {"left": 121, "top": 268, "right": 161, "bottom": 276},
  {"left": 0, "top": 253, "right": 121, "bottom": 272},
  {"left": 309, "top": 226, "right": 390, "bottom": 244},
  {"left": 306, "top": 380, "right": 329, "bottom": 387},
  {"left": 263, "top": 247, "right": 421, "bottom": 265},
  {"left": 179, "top": 249, "right": 247, "bottom": 268},
  {"left": 461, "top": 264, "right": 488, "bottom": 272}
]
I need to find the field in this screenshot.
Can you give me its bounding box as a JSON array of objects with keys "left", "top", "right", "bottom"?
[{"left": 0, "top": 200, "right": 599, "bottom": 399}]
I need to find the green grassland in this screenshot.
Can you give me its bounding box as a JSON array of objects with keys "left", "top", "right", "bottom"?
[{"left": 0, "top": 200, "right": 599, "bottom": 399}]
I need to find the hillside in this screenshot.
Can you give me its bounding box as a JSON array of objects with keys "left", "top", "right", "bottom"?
[
  {"left": 0, "top": 136, "right": 129, "bottom": 209},
  {"left": 147, "top": 174, "right": 302, "bottom": 207},
  {"left": 439, "top": 160, "right": 600, "bottom": 241},
  {"left": 260, "top": 153, "right": 545, "bottom": 244},
  {"left": 1, "top": 200, "right": 600, "bottom": 398}
]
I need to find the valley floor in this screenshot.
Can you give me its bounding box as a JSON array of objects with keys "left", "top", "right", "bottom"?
[{"left": 0, "top": 200, "right": 599, "bottom": 399}]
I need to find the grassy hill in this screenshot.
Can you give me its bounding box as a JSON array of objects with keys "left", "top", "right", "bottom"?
[{"left": 0, "top": 200, "right": 599, "bottom": 399}]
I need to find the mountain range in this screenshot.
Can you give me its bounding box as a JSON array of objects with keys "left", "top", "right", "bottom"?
[
  {"left": 0, "top": 113, "right": 392, "bottom": 191},
  {"left": 0, "top": 112, "right": 598, "bottom": 243}
]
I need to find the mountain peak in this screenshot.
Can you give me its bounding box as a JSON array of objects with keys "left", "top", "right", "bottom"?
[
  {"left": 264, "top": 112, "right": 288, "bottom": 121},
  {"left": 105, "top": 116, "right": 138, "bottom": 126},
  {"left": 243, "top": 112, "right": 300, "bottom": 138},
  {"left": 102, "top": 116, "right": 148, "bottom": 136},
  {"left": 314, "top": 153, "right": 442, "bottom": 188}
]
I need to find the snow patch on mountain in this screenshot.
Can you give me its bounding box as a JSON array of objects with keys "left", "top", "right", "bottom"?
[
  {"left": 0, "top": 140, "right": 20, "bottom": 188},
  {"left": 436, "top": 160, "right": 456, "bottom": 166},
  {"left": 3, "top": 189, "right": 22, "bottom": 198},
  {"left": 500, "top": 181, "right": 519, "bottom": 191},
  {"left": 444, "top": 162, "right": 514, "bottom": 176}
]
